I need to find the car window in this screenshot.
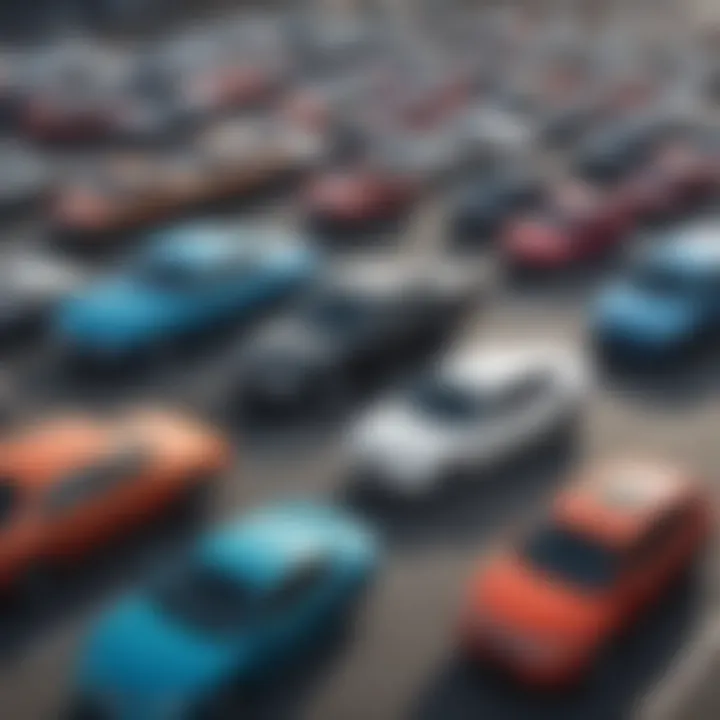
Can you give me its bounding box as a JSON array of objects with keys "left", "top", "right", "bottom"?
[
  {"left": 0, "top": 479, "right": 18, "bottom": 526},
  {"left": 410, "top": 376, "right": 481, "bottom": 422},
  {"left": 496, "top": 371, "right": 552, "bottom": 415},
  {"left": 139, "top": 251, "right": 260, "bottom": 290},
  {"left": 262, "top": 556, "right": 331, "bottom": 618},
  {"left": 44, "top": 444, "right": 149, "bottom": 514},
  {"left": 151, "top": 563, "right": 256, "bottom": 635},
  {"left": 305, "top": 294, "right": 375, "bottom": 334},
  {"left": 523, "top": 524, "right": 620, "bottom": 591}
]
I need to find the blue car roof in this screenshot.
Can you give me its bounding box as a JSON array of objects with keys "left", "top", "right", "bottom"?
[{"left": 197, "top": 504, "right": 340, "bottom": 592}]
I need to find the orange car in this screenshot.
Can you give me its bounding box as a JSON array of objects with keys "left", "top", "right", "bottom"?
[
  {"left": 0, "top": 408, "right": 230, "bottom": 591},
  {"left": 460, "top": 458, "right": 711, "bottom": 686}
]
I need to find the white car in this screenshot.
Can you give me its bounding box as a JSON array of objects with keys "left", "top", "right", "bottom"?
[{"left": 349, "top": 344, "right": 587, "bottom": 496}]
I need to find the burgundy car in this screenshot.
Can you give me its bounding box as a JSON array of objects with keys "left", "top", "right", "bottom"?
[{"left": 502, "top": 181, "right": 634, "bottom": 271}]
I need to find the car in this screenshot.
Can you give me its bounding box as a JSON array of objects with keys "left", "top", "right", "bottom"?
[
  {"left": 17, "top": 42, "right": 131, "bottom": 144},
  {"left": 573, "top": 115, "right": 684, "bottom": 185},
  {"left": 302, "top": 158, "right": 422, "bottom": 236},
  {"left": 593, "top": 221, "right": 720, "bottom": 364},
  {"left": 55, "top": 224, "right": 317, "bottom": 363},
  {"left": 349, "top": 344, "right": 586, "bottom": 497},
  {"left": 449, "top": 170, "right": 542, "bottom": 247},
  {"left": 52, "top": 119, "right": 322, "bottom": 242},
  {"left": 615, "top": 139, "right": 719, "bottom": 223},
  {"left": 460, "top": 457, "right": 711, "bottom": 686},
  {"left": 0, "top": 407, "right": 229, "bottom": 593},
  {"left": 71, "top": 502, "right": 378, "bottom": 720},
  {"left": 502, "top": 180, "right": 634, "bottom": 273},
  {"left": 0, "top": 250, "right": 85, "bottom": 340},
  {"left": 233, "top": 261, "right": 476, "bottom": 422},
  {"left": 0, "top": 140, "right": 51, "bottom": 213}
]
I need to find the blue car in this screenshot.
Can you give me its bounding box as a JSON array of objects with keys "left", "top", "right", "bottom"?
[
  {"left": 72, "top": 502, "right": 378, "bottom": 720},
  {"left": 56, "top": 224, "right": 317, "bottom": 360},
  {"left": 593, "top": 222, "right": 720, "bottom": 362}
]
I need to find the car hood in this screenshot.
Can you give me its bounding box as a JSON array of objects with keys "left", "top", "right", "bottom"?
[
  {"left": 79, "top": 596, "right": 238, "bottom": 714},
  {"left": 594, "top": 283, "right": 698, "bottom": 339}
]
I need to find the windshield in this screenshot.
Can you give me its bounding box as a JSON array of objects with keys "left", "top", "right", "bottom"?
[
  {"left": 631, "top": 263, "right": 698, "bottom": 297},
  {"left": 523, "top": 525, "right": 619, "bottom": 591},
  {"left": 136, "top": 255, "right": 199, "bottom": 290},
  {"left": 305, "top": 294, "right": 373, "bottom": 334},
  {"left": 151, "top": 564, "right": 257, "bottom": 635},
  {"left": 409, "top": 376, "right": 480, "bottom": 422}
]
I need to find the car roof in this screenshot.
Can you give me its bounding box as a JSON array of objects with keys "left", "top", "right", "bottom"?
[
  {"left": 199, "top": 505, "right": 333, "bottom": 591},
  {"left": 553, "top": 458, "right": 693, "bottom": 549},
  {"left": 442, "top": 344, "right": 571, "bottom": 391},
  {"left": 650, "top": 221, "right": 720, "bottom": 275}
]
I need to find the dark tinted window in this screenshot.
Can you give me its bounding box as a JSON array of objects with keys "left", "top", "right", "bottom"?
[
  {"left": 497, "top": 371, "right": 552, "bottom": 414},
  {"left": 152, "top": 564, "right": 256, "bottom": 635},
  {"left": 523, "top": 525, "right": 619, "bottom": 590},
  {"left": 45, "top": 445, "right": 149, "bottom": 514},
  {"left": 306, "top": 294, "right": 374, "bottom": 334},
  {"left": 411, "top": 377, "right": 481, "bottom": 422},
  {"left": 632, "top": 264, "right": 698, "bottom": 297},
  {"left": 263, "top": 556, "right": 331, "bottom": 617}
]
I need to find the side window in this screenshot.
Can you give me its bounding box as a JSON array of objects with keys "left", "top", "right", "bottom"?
[
  {"left": 0, "top": 479, "right": 19, "bottom": 526},
  {"left": 44, "top": 445, "right": 149, "bottom": 515},
  {"left": 497, "top": 371, "right": 552, "bottom": 416},
  {"left": 627, "top": 504, "right": 690, "bottom": 569},
  {"left": 264, "top": 556, "right": 331, "bottom": 617}
]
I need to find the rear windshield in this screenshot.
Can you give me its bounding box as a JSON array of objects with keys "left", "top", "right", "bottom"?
[
  {"left": 151, "top": 564, "right": 256, "bottom": 636},
  {"left": 522, "top": 524, "right": 619, "bottom": 591}
]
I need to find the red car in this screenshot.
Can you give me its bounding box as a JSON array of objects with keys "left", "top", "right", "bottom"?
[
  {"left": 616, "top": 141, "right": 719, "bottom": 223},
  {"left": 302, "top": 163, "right": 421, "bottom": 234},
  {"left": 502, "top": 181, "right": 634, "bottom": 271}
]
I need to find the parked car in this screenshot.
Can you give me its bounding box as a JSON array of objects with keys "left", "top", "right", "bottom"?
[
  {"left": 71, "top": 502, "right": 378, "bottom": 719},
  {"left": 0, "top": 408, "right": 229, "bottom": 593},
  {"left": 233, "top": 261, "right": 476, "bottom": 421},
  {"left": 502, "top": 180, "right": 634, "bottom": 272},
  {"left": 56, "top": 223, "right": 316, "bottom": 364},
  {"left": 52, "top": 119, "right": 321, "bottom": 243},
  {"left": 574, "top": 115, "right": 683, "bottom": 184},
  {"left": 450, "top": 169, "right": 542, "bottom": 247},
  {"left": 0, "top": 250, "right": 84, "bottom": 340},
  {"left": 460, "top": 457, "right": 710, "bottom": 686},
  {"left": 0, "top": 141, "right": 51, "bottom": 213},
  {"left": 593, "top": 221, "right": 720, "bottom": 364},
  {"left": 350, "top": 344, "right": 586, "bottom": 497}
]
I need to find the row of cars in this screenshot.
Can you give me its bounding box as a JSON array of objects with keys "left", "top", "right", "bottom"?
[{"left": 0, "top": 9, "right": 718, "bottom": 720}]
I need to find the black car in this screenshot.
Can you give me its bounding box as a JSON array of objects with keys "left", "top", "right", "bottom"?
[
  {"left": 232, "top": 264, "right": 476, "bottom": 422},
  {"left": 573, "top": 115, "right": 684, "bottom": 184},
  {"left": 449, "top": 171, "right": 542, "bottom": 246}
]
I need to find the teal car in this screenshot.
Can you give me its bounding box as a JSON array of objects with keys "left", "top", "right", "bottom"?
[
  {"left": 71, "top": 502, "right": 378, "bottom": 719},
  {"left": 57, "top": 223, "right": 317, "bottom": 362}
]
